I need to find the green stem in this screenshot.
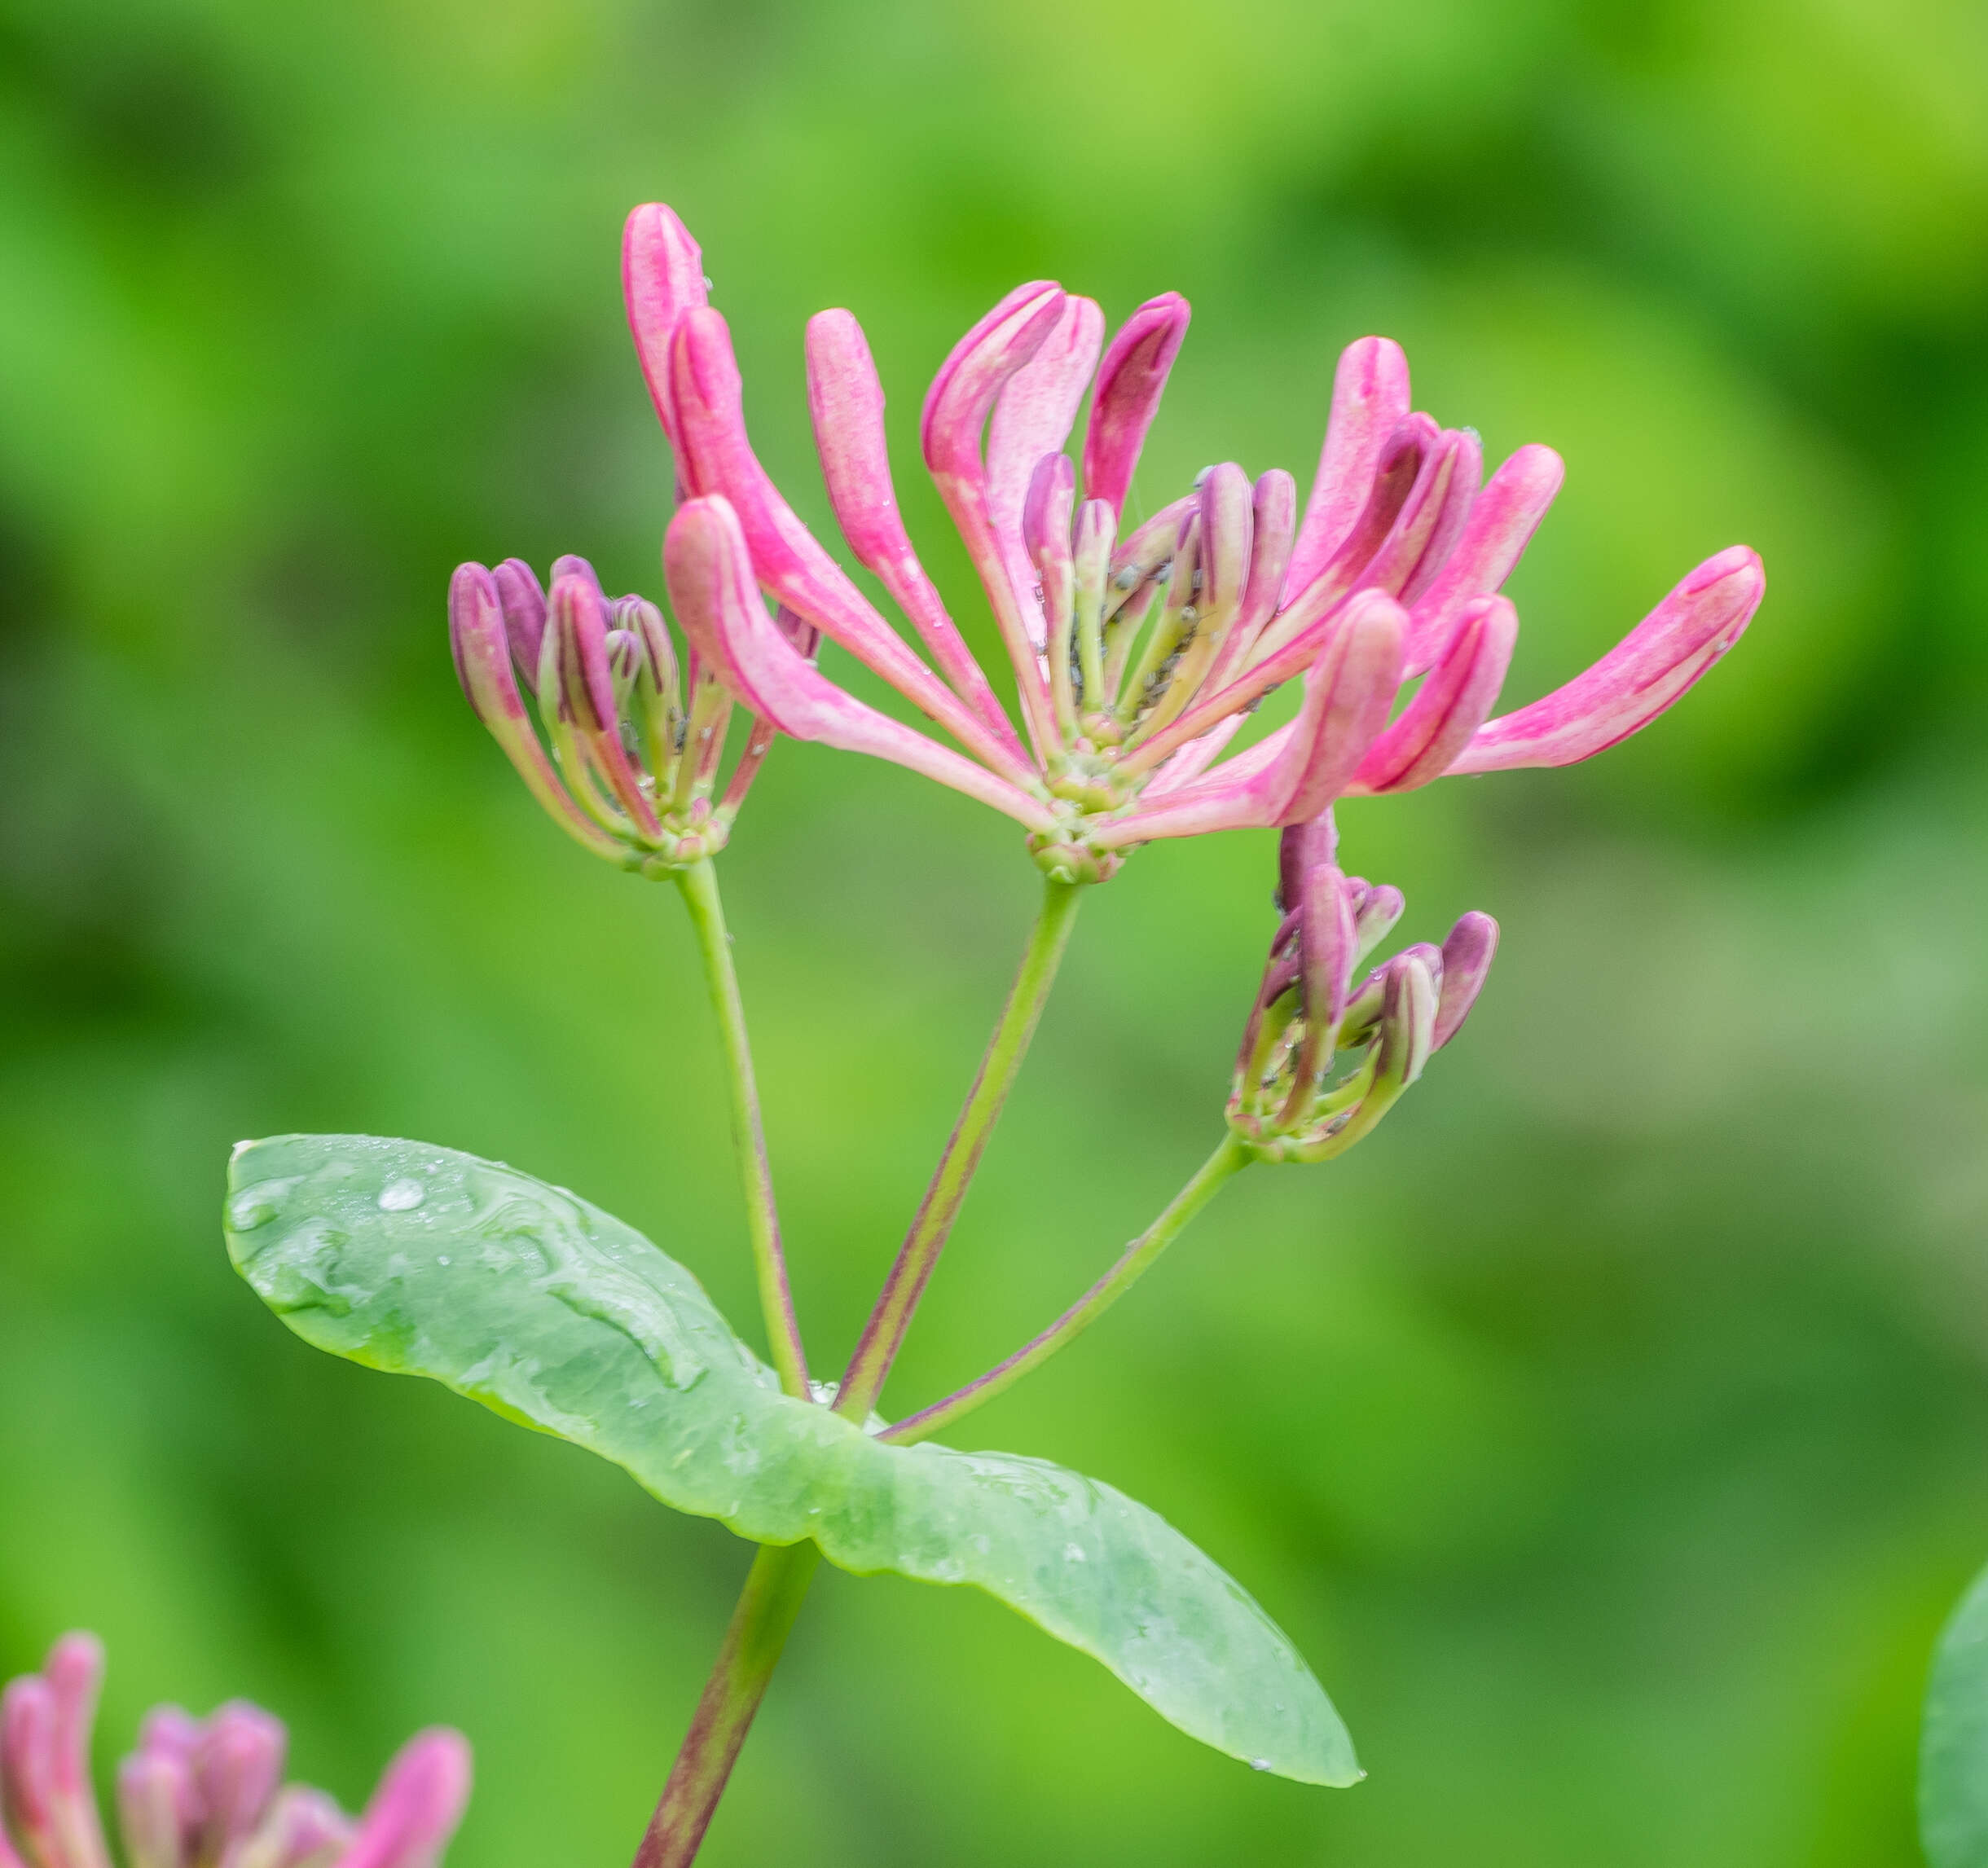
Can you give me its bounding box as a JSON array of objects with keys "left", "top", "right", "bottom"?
[
  {"left": 631, "top": 1542, "right": 821, "bottom": 1868},
  {"left": 673, "top": 858, "right": 810, "bottom": 1399},
  {"left": 878, "top": 1133, "right": 1251, "bottom": 1447},
  {"left": 834, "top": 877, "right": 1084, "bottom": 1422}
]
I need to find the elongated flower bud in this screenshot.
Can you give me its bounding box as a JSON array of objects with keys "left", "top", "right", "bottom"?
[
  {"left": 1231, "top": 842, "right": 1495, "bottom": 1163},
  {"left": 1434, "top": 911, "right": 1498, "bottom": 1048},
  {"left": 7, "top": 1638, "right": 469, "bottom": 1868},
  {"left": 1082, "top": 292, "right": 1190, "bottom": 520}
]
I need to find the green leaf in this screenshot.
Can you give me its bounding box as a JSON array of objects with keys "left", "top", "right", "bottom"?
[
  {"left": 1924, "top": 1560, "right": 1988, "bottom": 1867},
  {"left": 224, "top": 1134, "right": 1358, "bottom": 1787}
]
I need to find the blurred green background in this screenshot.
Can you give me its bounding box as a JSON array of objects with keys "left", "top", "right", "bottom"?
[{"left": 4, "top": 0, "right": 1987, "bottom": 1863}]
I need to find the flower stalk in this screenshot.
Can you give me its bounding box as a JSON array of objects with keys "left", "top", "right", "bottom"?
[
  {"left": 674, "top": 856, "right": 809, "bottom": 1400},
  {"left": 631, "top": 1543, "right": 820, "bottom": 1868},
  {"left": 878, "top": 1132, "right": 1253, "bottom": 1448},
  {"left": 833, "top": 877, "right": 1084, "bottom": 1422}
]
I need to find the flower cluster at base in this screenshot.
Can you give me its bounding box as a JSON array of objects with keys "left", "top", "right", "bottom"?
[
  {"left": 614, "top": 203, "right": 1765, "bottom": 885},
  {"left": 1, "top": 1635, "right": 469, "bottom": 1868},
  {"left": 1229, "top": 817, "right": 1497, "bottom": 1164},
  {"left": 449, "top": 553, "right": 815, "bottom": 871}
]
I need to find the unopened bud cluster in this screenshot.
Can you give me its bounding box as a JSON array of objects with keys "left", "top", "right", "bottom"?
[
  {"left": 1228, "top": 820, "right": 1497, "bottom": 1163},
  {"left": 2, "top": 1635, "right": 469, "bottom": 1868},
  {"left": 450, "top": 555, "right": 811, "bottom": 872}
]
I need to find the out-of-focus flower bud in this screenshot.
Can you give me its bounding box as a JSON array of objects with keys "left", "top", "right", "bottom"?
[
  {"left": 450, "top": 551, "right": 773, "bottom": 872},
  {"left": 2, "top": 1637, "right": 468, "bottom": 1868},
  {"left": 1229, "top": 818, "right": 1496, "bottom": 1163}
]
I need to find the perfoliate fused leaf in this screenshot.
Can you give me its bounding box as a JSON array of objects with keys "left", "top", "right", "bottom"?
[{"left": 225, "top": 1135, "right": 1357, "bottom": 1787}]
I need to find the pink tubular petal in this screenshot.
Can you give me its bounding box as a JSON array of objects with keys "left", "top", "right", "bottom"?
[
  {"left": 1398, "top": 426, "right": 1482, "bottom": 607},
  {"left": 803, "top": 311, "right": 1023, "bottom": 756},
  {"left": 115, "top": 1752, "right": 188, "bottom": 1868},
  {"left": 1433, "top": 911, "right": 1498, "bottom": 1048},
  {"left": 1196, "top": 463, "right": 1254, "bottom": 627},
  {"left": 987, "top": 296, "right": 1105, "bottom": 648},
  {"left": 447, "top": 565, "right": 625, "bottom": 860},
  {"left": 669, "top": 309, "right": 1034, "bottom": 783},
  {"left": 1445, "top": 546, "right": 1764, "bottom": 774},
  {"left": 194, "top": 1704, "right": 285, "bottom": 1857},
  {"left": 1348, "top": 424, "right": 1467, "bottom": 602},
  {"left": 1352, "top": 595, "right": 1518, "bottom": 793},
  {"left": 2, "top": 1677, "right": 57, "bottom": 1865},
  {"left": 1116, "top": 477, "right": 1418, "bottom": 780},
  {"left": 919, "top": 281, "right": 1071, "bottom": 750},
  {"left": 665, "top": 499, "right": 1057, "bottom": 831},
  {"left": 1404, "top": 443, "right": 1564, "bottom": 675},
  {"left": 1253, "top": 415, "right": 1434, "bottom": 665},
  {"left": 622, "top": 204, "right": 708, "bottom": 449},
  {"left": 44, "top": 1637, "right": 112, "bottom": 1868},
  {"left": 1273, "top": 593, "right": 1411, "bottom": 824},
  {"left": 1081, "top": 292, "right": 1191, "bottom": 520},
  {"left": 1097, "top": 591, "right": 1405, "bottom": 844},
  {"left": 1210, "top": 468, "right": 1296, "bottom": 681},
  {"left": 1284, "top": 337, "right": 1412, "bottom": 600},
  {"left": 334, "top": 1730, "right": 471, "bottom": 1868},
  {"left": 1142, "top": 712, "right": 1247, "bottom": 795}
]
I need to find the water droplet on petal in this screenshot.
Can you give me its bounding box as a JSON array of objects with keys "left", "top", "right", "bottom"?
[
  {"left": 377, "top": 1178, "right": 425, "bottom": 1212},
  {"left": 1249, "top": 1758, "right": 1272, "bottom": 1773}
]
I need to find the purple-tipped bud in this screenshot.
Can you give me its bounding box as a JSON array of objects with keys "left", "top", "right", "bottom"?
[
  {"left": 1082, "top": 292, "right": 1190, "bottom": 519},
  {"left": 545, "top": 569, "right": 617, "bottom": 736},
  {"left": 1433, "top": 912, "right": 1498, "bottom": 1049},
  {"left": 1374, "top": 949, "right": 1440, "bottom": 1091},
  {"left": 491, "top": 560, "right": 547, "bottom": 693},
  {"left": 193, "top": 1703, "right": 286, "bottom": 1860},
  {"left": 334, "top": 1732, "right": 471, "bottom": 1868},
  {"left": 548, "top": 568, "right": 662, "bottom": 836},
  {"left": 1279, "top": 862, "right": 1360, "bottom": 1125},
  {"left": 1352, "top": 883, "right": 1405, "bottom": 962},
  {"left": 446, "top": 564, "right": 632, "bottom": 862}
]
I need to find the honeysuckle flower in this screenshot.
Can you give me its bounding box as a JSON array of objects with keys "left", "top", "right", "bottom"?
[
  {"left": 1, "top": 1634, "right": 470, "bottom": 1868},
  {"left": 448, "top": 552, "right": 812, "bottom": 871},
  {"left": 622, "top": 202, "right": 1766, "bottom": 884},
  {"left": 1228, "top": 815, "right": 1496, "bottom": 1163}
]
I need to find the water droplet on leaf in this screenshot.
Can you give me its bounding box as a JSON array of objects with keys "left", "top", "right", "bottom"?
[
  {"left": 377, "top": 1178, "right": 425, "bottom": 1212},
  {"left": 228, "top": 1192, "right": 276, "bottom": 1231}
]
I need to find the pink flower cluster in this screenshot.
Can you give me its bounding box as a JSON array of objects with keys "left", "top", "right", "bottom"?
[
  {"left": 1, "top": 1636, "right": 469, "bottom": 1868},
  {"left": 632, "top": 204, "right": 1763, "bottom": 878},
  {"left": 451, "top": 204, "right": 1762, "bottom": 881}
]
